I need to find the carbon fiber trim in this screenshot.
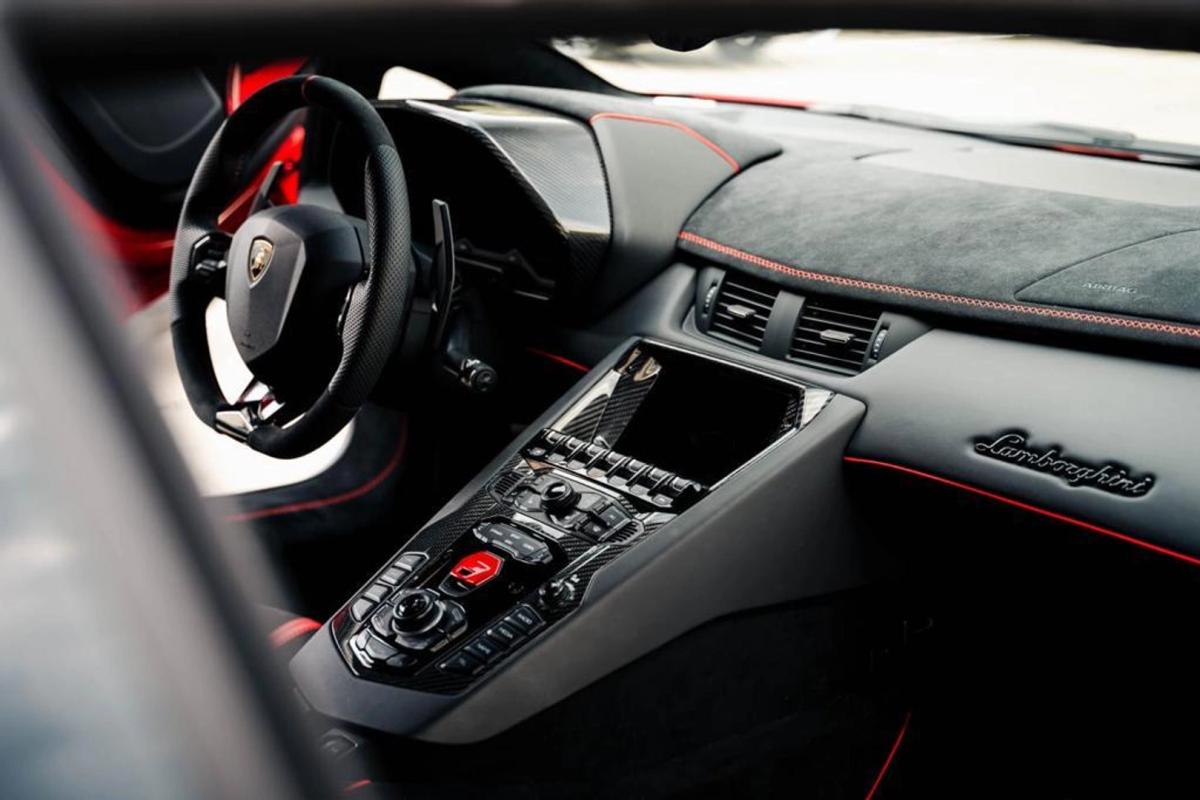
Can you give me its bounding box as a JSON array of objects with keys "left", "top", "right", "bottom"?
[
  {"left": 381, "top": 99, "right": 611, "bottom": 308},
  {"left": 329, "top": 450, "right": 668, "bottom": 694}
]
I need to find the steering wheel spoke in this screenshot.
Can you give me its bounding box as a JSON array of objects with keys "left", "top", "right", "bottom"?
[{"left": 214, "top": 377, "right": 298, "bottom": 443}]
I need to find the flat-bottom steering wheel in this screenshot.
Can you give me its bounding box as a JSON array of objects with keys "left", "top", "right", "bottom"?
[{"left": 170, "top": 76, "right": 413, "bottom": 458}]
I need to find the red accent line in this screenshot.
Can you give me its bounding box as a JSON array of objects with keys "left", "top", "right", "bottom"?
[
  {"left": 525, "top": 347, "right": 590, "bottom": 373},
  {"left": 268, "top": 616, "right": 322, "bottom": 648},
  {"left": 679, "top": 231, "right": 1200, "bottom": 340},
  {"left": 226, "top": 421, "right": 408, "bottom": 523},
  {"left": 864, "top": 711, "right": 911, "bottom": 800},
  {"left": 844, "top": 456, "right": 1200, "bottom": 569},
  {"left": 343, "top": 779, "right": 372, "bottom": 794},
  {"left": 589, "top": 112, "right": 740, "bottom": 172},
  {"left": 1052, "top": 143, "right": 1141, "bottom": 161},
  {"left": 670, "top": 92, "right": 814, "bottom": 110},
  {"left": 227, "top": 58, "right": 307, "bottom": 114}
]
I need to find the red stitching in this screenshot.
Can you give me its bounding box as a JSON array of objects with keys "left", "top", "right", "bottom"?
[
  {"left": 268, "top": 616, "right": 321, "bottom": 648},
  {"left": 525, "top": 346, "right": 590, "bottom": 373},
  {"left": 844, "top": 456, "right": 1200, "bottom": 569},
  {"left": 589, "top": 112, "right": 740, "bottom": 172},
  {"left": 679, "top": 231, "right": 1200, "bottom": 339},
  {"left": 226, "top": 417, "right": 408, "bottom": 523},
  {"left": 864, "top": 711, "right": 912, "bottom": 800}
]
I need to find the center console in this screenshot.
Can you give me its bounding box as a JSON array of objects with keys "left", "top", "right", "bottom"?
[{"left": 292, "top": 338, "right": 865, "bottom": 742}]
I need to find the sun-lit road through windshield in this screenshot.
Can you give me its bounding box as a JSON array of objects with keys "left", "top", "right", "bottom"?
[{"left": 556, "top": 31, "right": 1200, "bottom": 147}]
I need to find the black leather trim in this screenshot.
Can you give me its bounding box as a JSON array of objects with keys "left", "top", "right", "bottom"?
[{"left": 845, "top": 328, "right": 1200, "bottom": 563}]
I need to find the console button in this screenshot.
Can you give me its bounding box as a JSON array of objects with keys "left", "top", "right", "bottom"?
[
  {"left": 385, "top": 652, "right": 417, "bottom": 671},
  {"left": 439, "top": 650, "right": 482, "bottom": 676},
  {"left": 438, "top": 599, "right": 468, "bottom": 639},
  {"left": 598, "top": 505, "right": 627, "bottom": 527},
  {"left": 393, "top": 554, "right": 427, "bottom": 573},
  {"left": 512, "top": 489, "right": 542, "bottom": 513},
  {"left": 465, "top": 636, "right": 504, "bottom": 663},
  {"left": 350, "top": 599, "right": 376, "bottom": 622},
  {"left": 369, "top": 606, "right": 394, "bottom": 638},
  {"left": 578, "top": 519, "right": 608, "bottom": 539},
  {"left": 506, "top": 605, "right": 545, "bottom": 634},
  {"left": 576, "top": 494, "right": 608, "bottom": 514},
  {"left": 362, "top": 583, "right": 390, "bottom": 603},
  {"left": 602, "top": 452, "right": 626, "bottom": 471},
  {"left": 475, "top": 523, "right": 553, "bottom": 565},
  {"left": 666, "top": 476, "right": 693, "bottom": 495},
  {"left": 363, "top": 633, "right": 399, "bottom": 662},
  {"left": 646, "top": 467, "right": 671, "bottom": 489},
  {"left": 448, "top": 551, "right": 504, "bottom": 588},
  {"left": 395, "top": 553, "right": 427, "bottom": 572},
  {"left": 486, "top": 621, "right": 524, "bottom": 649},
  {"left": 379, "top": 567, "right": 407, "bottom": 586}
]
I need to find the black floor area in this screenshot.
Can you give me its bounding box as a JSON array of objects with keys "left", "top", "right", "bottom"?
[{"left": 854, "top": 468, "right": 1200, "bottom": 799}]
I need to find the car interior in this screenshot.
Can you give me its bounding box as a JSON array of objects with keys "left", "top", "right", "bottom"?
[{"left": 8, "top": 2, "right": 1200, "bottom": 797}]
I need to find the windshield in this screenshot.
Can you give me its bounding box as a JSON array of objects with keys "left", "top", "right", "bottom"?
[{"left": 555, "top": 31, "right": 1200, "bottom": 149}]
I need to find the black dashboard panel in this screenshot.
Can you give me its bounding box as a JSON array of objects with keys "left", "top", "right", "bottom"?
[
  {"left": 845, "top": 328, "right": 1200, "bottom": 564},
  {"left": 679, "top": 122, "right": 1200, "bottom": 350}
]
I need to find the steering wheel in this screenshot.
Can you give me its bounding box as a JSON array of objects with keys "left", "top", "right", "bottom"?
[{"left": 170, "top": 76, "right": 413, "bottom": 459}]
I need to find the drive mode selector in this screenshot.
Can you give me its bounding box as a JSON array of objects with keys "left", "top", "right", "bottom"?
[
  {"left": 540, "top": 480, "right": 579, "bottom": 513},
  {"left": 391, "top": 589, "right": 444, "bottom": 634}
]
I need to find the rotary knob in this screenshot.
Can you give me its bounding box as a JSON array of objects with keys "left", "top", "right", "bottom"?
[
  {"left": 390, "top": 589, "right": 443, "bottom": 633},
  {"left": 540, "top": 480, "right": 579, "bottom": 514},
  {"left": 538, "top": 578, "right": 575, "bottom": 610}
]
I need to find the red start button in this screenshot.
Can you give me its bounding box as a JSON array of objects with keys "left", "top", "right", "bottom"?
[{"left": 448, "top": 551, "right": 503, "bottom": 587}]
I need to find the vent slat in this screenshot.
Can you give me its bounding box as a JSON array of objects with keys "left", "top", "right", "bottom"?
[
  {"left": 798, "top": 317, "right": 876, "bottom": 332},
  {"left": 722, "top": 282, "right": 777, "bottom": 303},
  {"left": 712, "top": 320, "right": 766, "bottom": 336},
  {"left": 795, "top": 323, "right": 874, "bottom": 337},
  {"left": 789, "top": 295, "right": 882, "bottom": 374},
  {"left": 799, "top": 319, "right": 876, "bottom": 333},
  {"left": 792, "top": 338, "right": 869, "bottom": 356},
  {"left": 706, "top": 273, "right": 780, "bottom": 352},
  {"left": 805, "top": 306, "right": 880, "bottom": 325},
  {"left": 715, "top": 313, "right": 767, "bottom": 331}
]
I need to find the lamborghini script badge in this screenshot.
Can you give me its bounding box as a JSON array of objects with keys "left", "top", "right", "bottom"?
[
  {"left": 248, "top": 237, "right": 274, "bottom": 285},
  {"left": 974, "top": 432, "right": 1153, "bottom": 497}
]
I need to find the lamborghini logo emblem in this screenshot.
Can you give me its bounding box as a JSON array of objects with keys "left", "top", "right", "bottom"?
[{"left": 248, "top": 238, "right": 274, "bottom": 285}]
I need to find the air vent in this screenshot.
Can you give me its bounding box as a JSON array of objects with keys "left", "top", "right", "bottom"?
[
  {"left": 789, "top": 296, "right": 882, "bottom": 374},
  {"left": 707, "top": 273, "right": 779, "bottom": 350}
]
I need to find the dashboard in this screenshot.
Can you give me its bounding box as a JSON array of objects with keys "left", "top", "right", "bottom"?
[{"left": 294, "top": 82, "right": 1200, "bottom": 745}]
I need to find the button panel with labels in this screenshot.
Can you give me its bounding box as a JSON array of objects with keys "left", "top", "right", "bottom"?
[
  {"left": 330, "top": 456, "right": 688, "bottom": 692},
  {"left": 524, "top": 429, "right": 705, "bottom": 511}
]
